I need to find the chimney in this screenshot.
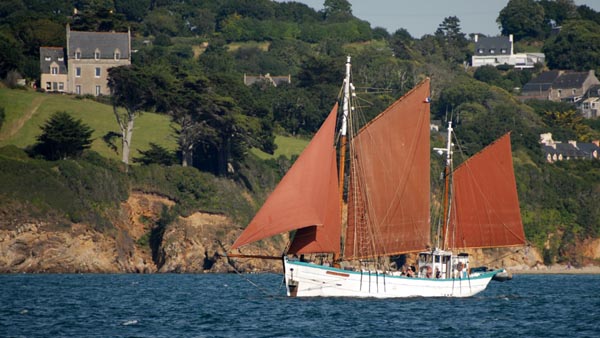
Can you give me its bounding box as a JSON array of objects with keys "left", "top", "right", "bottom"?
[
  {"left": 568, "top": 140, "right": 577, "bottom": 148},
  {"left": 593, "top": 140, "right": 599, "bottom": 147},
  {"left": 474, "top": 34, "right": 478, "bottom": 43}
]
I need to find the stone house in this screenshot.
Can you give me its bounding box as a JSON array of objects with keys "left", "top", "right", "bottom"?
[
  {"left": 471, "top": 34, "right": 545, "bottom": 69},
  {"left": 40, "top": 47, "right": 68, "bottom": 92},
  {"left": 520, "top": 70, "right": 600, "bottom": 110},
  {"left": 540, "top": 133, "right": 600, "bottom": 162},
  {"left": 66, "top": 25, "right": 131, "bottom": 96},
  {"left": 39, "top": 25, "right": 131, "bottom": 96}
]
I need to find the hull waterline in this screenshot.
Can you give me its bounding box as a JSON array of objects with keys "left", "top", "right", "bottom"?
[{"left": 283, "top": 258, "right": 498, "bottom": 298}]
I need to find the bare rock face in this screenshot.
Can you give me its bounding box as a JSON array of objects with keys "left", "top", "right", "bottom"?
[
  {"left": 156, "top": 212, "right": 286, "bottom": 273},
  {"left": 0, "top": 192, "right": 284, "bottom": 273}
]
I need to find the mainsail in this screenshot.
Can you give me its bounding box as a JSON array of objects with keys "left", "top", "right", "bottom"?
[
  {"left": 230, "top": 104, "right": 341, "bottom": 255},
  {"left": 447, "top": 133, "right": 526, "bottom": 249},
  {"left": 345, "top": 79, "right": 431, "bottom": 260}
]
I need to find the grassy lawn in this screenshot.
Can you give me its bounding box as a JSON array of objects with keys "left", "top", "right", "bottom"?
[
  {"left": 250, "top": 135, "right": 309, "bottom": 160},
  {"left": 0, "top": 88, "right": 177, "bottom": 161}
]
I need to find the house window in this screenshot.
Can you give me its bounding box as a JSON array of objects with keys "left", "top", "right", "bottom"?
[
  {"left": 51, "top": 66, "right": 58, "bottom": 75},
  {"left": 58, "top": 57, "right": 64, "bottom": 61},
  {"left": 76, "top": 85, "right": 81, "bottom": 95},
  {"left": 94, "top": 49, "right": 100, "bottom": 60},
  {"left": 76, "top": 67, "right": 81, "bottom": 77},
  {"left": 95, "top": 67, "right": 101, "bottom": 77},
  {"left": 572, "top": 89, "right": 576, "bottom": 95},
  {"left": 52, "top": 82, "right": 58, "bottom": 91},
  {"left": 501, "top": 48, "right": 507, "bottom": 54},
  {"left": 75, "top": 50, "right": 81, "bottom": 60},
  {"left": 46, "top": 82, "right": 51, "bottom": 90},
  {"left": 95, "top": 85, "right": 101, "bottom": 96},
  {"left": 45, "top": 56, "right": 51, "bottom": 61},
  {"left": 489, "top": 49, "right": 495, "bottom": 54},
  {"left": 114, "top": 50, "right": 120, "bottom": 60},
  {"left": 477, "top": 48, "right": 484, "bottom": 54},
  {"left": 58, "top": 82, "right": 64, "bottom": 91},
  {"left": 558, "top": 89, "right": 562, "bottom": 97}
]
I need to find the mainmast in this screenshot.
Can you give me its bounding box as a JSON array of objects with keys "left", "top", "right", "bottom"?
[
  {"left": 433, "top": 122, "right": 453, "bottom": 250},
  {"left": 336, "top": 56, "right": 351, "bottom": 262}
]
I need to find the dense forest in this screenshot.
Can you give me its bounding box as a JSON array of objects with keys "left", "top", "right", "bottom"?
[{"left": 1, "top": 0, "right": 600, "bottom": 265}]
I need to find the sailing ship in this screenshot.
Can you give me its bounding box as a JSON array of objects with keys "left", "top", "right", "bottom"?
[{"left": 229, "top": 57, "right": 526, "bottom": 298}]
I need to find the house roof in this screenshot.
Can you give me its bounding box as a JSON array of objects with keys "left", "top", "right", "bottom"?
[
  {"left": 40, "top": 47, "right": 67, "bottom": 74},
  {"left": 542, "top": 141, "right": 600, "bottom": 159},
  {"left": 552, "top": 71, "right": 590, "bottom": 89},
  {"left": 521, "top": 70, "right": 559, "bottom": 94},
  {"left": 585, "top": 84, "right": 600, "bottom": 97},
  {"left": 474, "top": 36, "right": 512, "bottom": 56},
  {"left": 68, "top": 30, "right": 130, "bottom": 59},
  {"left": 576, "top": 142, "right": 600, "bottom": 156}
]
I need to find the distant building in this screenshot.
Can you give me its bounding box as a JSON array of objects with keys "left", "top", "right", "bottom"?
[
  {"left": 580, "top": 97, "right": 600, "bottom": 118},
  {"left": 40, "top": 47, "right": 68, "bottom": 93},
  {"left": 540, "top": 133, "right": 600, "bottom": 162},
  {"left": 243, "top": 73, "right": 291, "bottom": 87},
  {"left": 520, "top": 70, "right": 600, "bottom": 116},
  {"left": 471, "top": 34, "right": 545, "bottom": 69},
  {"left": 66, "top": 25, "right": 131, "bottom": 96},
  {"left": 39, "top": 25, "right": 132, "bottom": 96}
]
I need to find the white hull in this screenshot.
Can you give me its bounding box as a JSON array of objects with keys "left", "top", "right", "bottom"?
[{"left": 284, "top": 258, "right": 498, "bottom": 298}]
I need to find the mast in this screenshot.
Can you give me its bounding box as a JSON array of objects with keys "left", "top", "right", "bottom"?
[
  {"left": 434, "top": 122, "right": 453, "bottom": 250},
  {"left": 336, "top": 56, "right": 351, "bottom": 263}
]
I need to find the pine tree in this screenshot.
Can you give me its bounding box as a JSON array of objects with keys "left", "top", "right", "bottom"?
[{"left": 34, "top": 111, "right": 94, "bottom": 160}]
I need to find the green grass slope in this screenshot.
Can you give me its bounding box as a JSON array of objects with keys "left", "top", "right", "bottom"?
[{"left": 0, "top": 88, "right": 177, "bottom": 161}]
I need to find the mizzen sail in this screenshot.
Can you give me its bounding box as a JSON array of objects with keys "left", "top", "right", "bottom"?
[
  {"left": 447, "top": 133, "right": 526, "bottom": 249},
  {"left": 345, "top": 79, "right": 431, "bottom": 259},
  {"left": 231, "top": 104, "right": 341, "bottom": 255}
]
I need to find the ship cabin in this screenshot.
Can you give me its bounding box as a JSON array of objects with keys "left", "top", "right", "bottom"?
[{"left": 417, "top": 250, "right": 470, "bottom": 279}]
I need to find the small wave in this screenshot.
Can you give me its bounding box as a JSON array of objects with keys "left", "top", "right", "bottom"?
[
  {"left": 122, "top": 320, "right": 139, "bottom": 326},
  {"left": 20, "top": 309, "right": 28, "bottom": 315}
]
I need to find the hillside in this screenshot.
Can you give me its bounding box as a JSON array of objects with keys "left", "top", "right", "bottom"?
[
  {"left": 0, "top": 88, "right": 177, "bottom": 160},
  {"left": 0, "top": 0, "right": 599, "bottom": 272}
]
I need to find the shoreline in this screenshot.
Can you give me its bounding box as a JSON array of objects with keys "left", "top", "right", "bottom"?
[{"left": 509, "top": 265, "right": 600, "bottom": 275}]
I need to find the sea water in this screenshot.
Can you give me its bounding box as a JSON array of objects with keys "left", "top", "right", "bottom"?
[{"left": 1, "top": 273, "right": 599, "bottom": 337}]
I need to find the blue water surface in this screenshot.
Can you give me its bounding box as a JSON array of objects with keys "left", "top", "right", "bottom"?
[{"left": 1, "top": 273, "right": 599, "bottom": 337}]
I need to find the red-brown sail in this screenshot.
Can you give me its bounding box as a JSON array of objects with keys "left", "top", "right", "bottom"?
[
  {"left": 345, "top": 79, "right": 431, "bottom": 259},
  {"left": 447, "top": 133, "right": 526, "bottom": 249},
  {"left": 231, "top": 104, "right": 341, "bottom": 255}
]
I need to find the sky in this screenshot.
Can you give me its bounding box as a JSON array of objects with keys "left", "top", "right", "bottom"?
[{"left": 281, "top": 0, "right": 600, "bottom": 38}]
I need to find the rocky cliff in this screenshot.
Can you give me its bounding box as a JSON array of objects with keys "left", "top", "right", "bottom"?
[
  {"left": 0, "top": 192, "right": 285, "bottom": 274},
  {"left": 1, "top": 192, "right": 598, "bottom": 274}
]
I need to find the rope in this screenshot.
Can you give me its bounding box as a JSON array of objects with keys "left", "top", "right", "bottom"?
[{"left": 230, "top": 261, "right": 281, "bottom": 298}]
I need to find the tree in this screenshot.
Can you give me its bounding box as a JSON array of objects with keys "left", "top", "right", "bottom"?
[
  {"left": 107, "top": 65, "right": 153, "bottom": 169},
  {"left": 33, "top": 111, "right": 94, "bottom": 160},
  {"left": 322, "top": 0, "right": 352, "bottom": 21},
  {"left": 133, "top": 143, "right": 176, "bottom": 166},
  {"left": 497, "top": 0, "right": 546, "bottom": 41},
  {"left": 434, "top": 16, "right": 469, "bottom": 63},
  {"left": 543, "top": 20, "right": 600, "bottom": 71}
]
